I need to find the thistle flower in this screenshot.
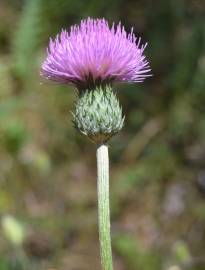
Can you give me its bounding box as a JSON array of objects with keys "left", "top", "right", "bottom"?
[
  {"left": 41, "top": 17, "right": 151, "bottom": 270},
  {"left": 41, "top": 17, "right": 151, "bottom": 90}
]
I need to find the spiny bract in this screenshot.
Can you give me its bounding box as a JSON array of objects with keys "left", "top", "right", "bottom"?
[{"left": 72, "top": 86, "right": 124, "bottom": 143}]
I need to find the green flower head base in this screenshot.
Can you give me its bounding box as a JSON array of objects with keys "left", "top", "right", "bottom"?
[{"left": 73, "top": 86, "right": 124, "bottom": 144}]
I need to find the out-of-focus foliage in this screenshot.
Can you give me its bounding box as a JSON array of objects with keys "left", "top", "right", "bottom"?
[{"left": 0, "top": 0, "right": 205, "bottom": 269}]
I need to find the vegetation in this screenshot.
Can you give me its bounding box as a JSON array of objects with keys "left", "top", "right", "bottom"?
[{"left": 0, "top": 0, "right": 205, "bottom": 269}]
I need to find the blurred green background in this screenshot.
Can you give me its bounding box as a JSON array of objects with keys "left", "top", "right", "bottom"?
[{"left": 0, "top": 0, "right": 205, "bottom": 269}]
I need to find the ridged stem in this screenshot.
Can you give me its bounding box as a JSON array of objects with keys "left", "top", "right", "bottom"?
[{"left": 97, "top": 144, "right": 113, "bottom": 270}]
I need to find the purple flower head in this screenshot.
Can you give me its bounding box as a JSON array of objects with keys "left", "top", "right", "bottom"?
[{"left": 41, "top": 17, "right": 151, "bottom": 90}]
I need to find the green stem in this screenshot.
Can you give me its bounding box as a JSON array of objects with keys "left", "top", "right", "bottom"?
[{"left": 97, "top": 144, "right": 113, "bottom": 270}]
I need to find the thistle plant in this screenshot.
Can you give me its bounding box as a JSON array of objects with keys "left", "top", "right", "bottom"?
[{"left": 41, "top": 17, "right": 151, "bottom": 270}]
